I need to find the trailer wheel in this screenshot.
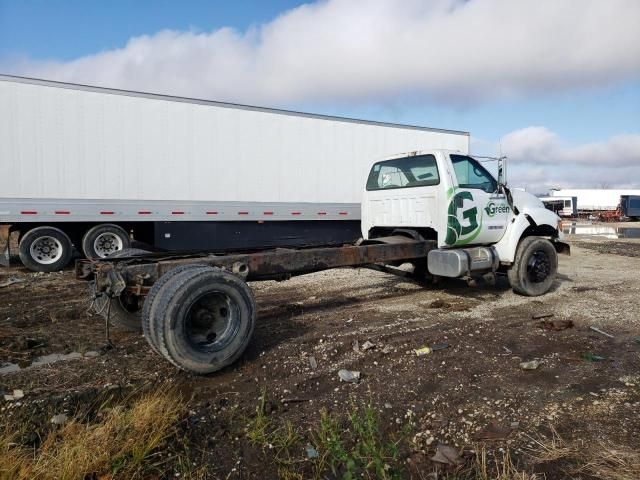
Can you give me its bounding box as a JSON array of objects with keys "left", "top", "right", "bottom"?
[
  {"left": 507, "top": 237, "right": 557, "bottom": 296},
  {"left": 18, "top": 226, "right": 74, "bottom": 272},
  {"left": 82, "top": 224, "right": 130, "bottom": 259},
  {"left": 92, "top": 248, "right": 150, "bottom": 331},
  {"left": 141, "top": 264, "right": 209, "bottom": 354},
  {"left": 151, "top": 266, "right": 256, "bottom": 374}
]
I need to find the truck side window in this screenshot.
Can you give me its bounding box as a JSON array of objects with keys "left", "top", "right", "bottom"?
[
  {"left": 366, "top": 154, "right": 439, "bottom": 191},
  {"left": 450, "top": 155, "right": 497, "bottom": 193}
]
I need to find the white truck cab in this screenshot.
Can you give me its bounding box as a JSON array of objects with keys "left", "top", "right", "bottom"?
[{"left": 362, "top": 149, "right": 569, "bottom": 296}]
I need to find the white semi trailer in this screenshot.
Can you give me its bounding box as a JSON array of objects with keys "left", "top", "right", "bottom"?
[
  {"left": 549, "top": 189, "right": 640, "bottom": 212},
  {"left": 0, "top": 74, "right": 469, "bottom": 271}
]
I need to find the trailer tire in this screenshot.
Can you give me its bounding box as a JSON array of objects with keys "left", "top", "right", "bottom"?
[
  {"left": 92, "top": 248, "right": 150, "bottom": 331},
  {"left": 141, "top": 264, "right": 209, "bottom": 355},
  {"left": 82, "top": 224, "right": 130, "bottom": 259},
  {"left": 18, "top": 226, "right": 74, "bottom": 272},
  {"left": 508, "top": 237, "right": 557, "bottom": 296},
  {"left": 151, "top": 266, "right": 256, "bottom": 374}
]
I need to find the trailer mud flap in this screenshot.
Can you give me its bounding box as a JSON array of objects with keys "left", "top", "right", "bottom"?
[{"left": 0, "top": 225, "right": 11, "bottom": 267}]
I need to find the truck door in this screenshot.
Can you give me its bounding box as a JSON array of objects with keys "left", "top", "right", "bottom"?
[
  {"left": 363, "top": 153, "right": 441, "bottom": 235},
  {"left": 444, "top": 154, "right": 510, "bottom": 246}
]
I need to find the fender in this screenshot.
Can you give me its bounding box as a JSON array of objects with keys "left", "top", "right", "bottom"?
[{"left": 494, "top": 206, "right": 564, "bottom": 264}]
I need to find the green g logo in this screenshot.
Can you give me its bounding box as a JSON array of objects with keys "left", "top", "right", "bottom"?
[{"left": 445, "top": 191, "right": 479, "bottom": 245}]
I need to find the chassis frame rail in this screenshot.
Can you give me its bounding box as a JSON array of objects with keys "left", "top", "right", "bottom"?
[{"left": 77, "top": 236, "right": 436, "bottom": 297}]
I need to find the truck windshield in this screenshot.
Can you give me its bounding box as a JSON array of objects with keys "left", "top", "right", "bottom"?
[
  {"left": 366, "top": 154, "right": 439, "bottom": 191},
  {"left": 450, "top": 155, "right": 497, "bottom": 193}
]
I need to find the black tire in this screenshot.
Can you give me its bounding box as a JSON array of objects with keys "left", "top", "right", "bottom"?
[
  {"left": 151, "top": 266, "right": 256, "bottom": 374},
  {"left": 141, "top": 264, "right": 208, "bottom": 354},
  {"left": 18, "top": 226, "right": 73, "bottom": 272},
  {"left": 92, "top": 248, "right": 150, "bottom": 331},
  {"left": 507, "top": 237, "right": 558, "bottom": 296},
  {"left": 81, "top": 224, "right": 130, "bottom": 259}
]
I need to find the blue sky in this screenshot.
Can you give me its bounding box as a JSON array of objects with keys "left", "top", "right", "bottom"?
[{"left": 1, "top": 0, "right": 639, "bottom": 191}]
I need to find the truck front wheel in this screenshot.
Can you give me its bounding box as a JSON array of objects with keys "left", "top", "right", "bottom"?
[
  {"left": 507, "top": 237, "right": 557, "bottom": 296},
  {"left": 18, "top": 226, "right": 74, "bottom": 272}
]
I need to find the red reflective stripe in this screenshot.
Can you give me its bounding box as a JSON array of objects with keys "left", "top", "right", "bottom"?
[
  {"left": 138, "top": 211, "right": 152, "bottom": 215},
  {"left": 238, "top": 211, "right": 249, "bottom": 215},
  {"left": 21, "top": 211, "right": 37, "bottom": 215},
  {"left": 339, "top": 212, "right": 348, "bottom": 215},
  {"left": 55, "top": 211, "right": 70, "bottom": 215},
  {"left": 291, "top": 212, "right": 301, "bottom": 215},
  {"left": 263, "top": 211, "right": 274, "bottom": 215},
  {"left": 317, "top": 212, "right": 327, "bottom": 215},
  {"left": 206, "top": 211, "right": 218, "bottom": 215},
  {"left": 100, "top": 211, "right": 114, "bottom": 215},
  {"left": 171, "top": 211, "right": 185, "bottom": 215}
]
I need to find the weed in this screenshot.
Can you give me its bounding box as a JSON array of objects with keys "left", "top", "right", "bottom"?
[
  {"left": 312, "top": 399, "right": 407, "bottom": 480},
  {"left": 245, "top": 390, "right": 304, "bottom": 474}
]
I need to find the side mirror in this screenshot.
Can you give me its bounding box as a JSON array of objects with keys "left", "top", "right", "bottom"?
[{"left": 497, "top": 156, "right": 507, "bottom": 187}]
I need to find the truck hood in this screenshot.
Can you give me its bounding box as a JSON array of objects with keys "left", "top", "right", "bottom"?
[{"left": 510, "top": 188, "right": 545, "bottom": 211}]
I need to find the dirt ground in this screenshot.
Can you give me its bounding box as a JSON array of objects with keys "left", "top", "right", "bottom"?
[{"left": 1, "top": 233, "right": 639, "bottom": 479}]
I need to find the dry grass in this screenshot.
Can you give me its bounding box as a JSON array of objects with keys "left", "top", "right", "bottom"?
[
  {"left": 471, "top": 445, "right": 543, "bottom": 480},
  {"left": 526, "top": 426, "right": 640, "bottom": 480},
  {"left": 0, "top": 388, "right": 184, "bottom": 480}
]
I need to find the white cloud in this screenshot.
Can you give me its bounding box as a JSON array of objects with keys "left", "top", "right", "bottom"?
[
  {"left": 495, "top": 127, "right": 640, "bottom": 193},
  {"left": 7, "top": 0, "right": 640, "bottom": 105}
]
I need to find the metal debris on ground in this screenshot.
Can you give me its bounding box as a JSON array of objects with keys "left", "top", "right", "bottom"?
[
  {"left": 519, "top": 360, "right": 541, "bottom": 370},
  {"left": 430, "top": 444, "right": 464, "bottom": 466},
  {"left": 414, "top": 343, "right": 449, "bottom": 357},
  {"left": 582, "top": 352, "right": 606, "bottom": 362},
  {"left": 590, "top": 326, "right": 614, "bottom": 338},
  {"left": 352, "top": 340, "right": 360, "bottom": 354},
  {"left": 308, "top": 355, "right": 317, "bottom": 370},
  {"left": 532, "top": 313, "right": 554, "bottom": 320},
  {"left": 538, "top": 319, "right": 574, "bottom": 331},
  {"left": 338, "top": 369, "right": 360, "bottom": 383},
  {"left": 0, "top": 277, "right": 25, "bottom": 288}
]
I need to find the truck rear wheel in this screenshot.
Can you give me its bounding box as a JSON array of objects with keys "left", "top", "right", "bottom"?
[
  {"left": 150, "top": 266, "right": 256, "bottom": 374},
  {"left": 92, "top": 248, "right": 150, "bottom": 331},
  {"left": 508, "top": 237, "right": 557, "bottom": 296},
  {"left": 82, "top": 224, "right": 130, "bottom": 259},
  {"left": 18, "top": 226, "right": 73, "bottom": 272},
  {"left": 141, "top": 264, "right": 209, "bottom": 354}
]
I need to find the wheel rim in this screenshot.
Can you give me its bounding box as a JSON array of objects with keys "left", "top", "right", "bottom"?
[
  {"left": 526, "top": 250, "right": 551, "bottom": 283},
  {"left": 185, "top": 292, "right": 241, "bottom": 352},
  {"left": 93, "top": 232, "right": 124, "bottom": 257},
  {"left": 29, "top": 236, "right": 63, "bottom": 265}
]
